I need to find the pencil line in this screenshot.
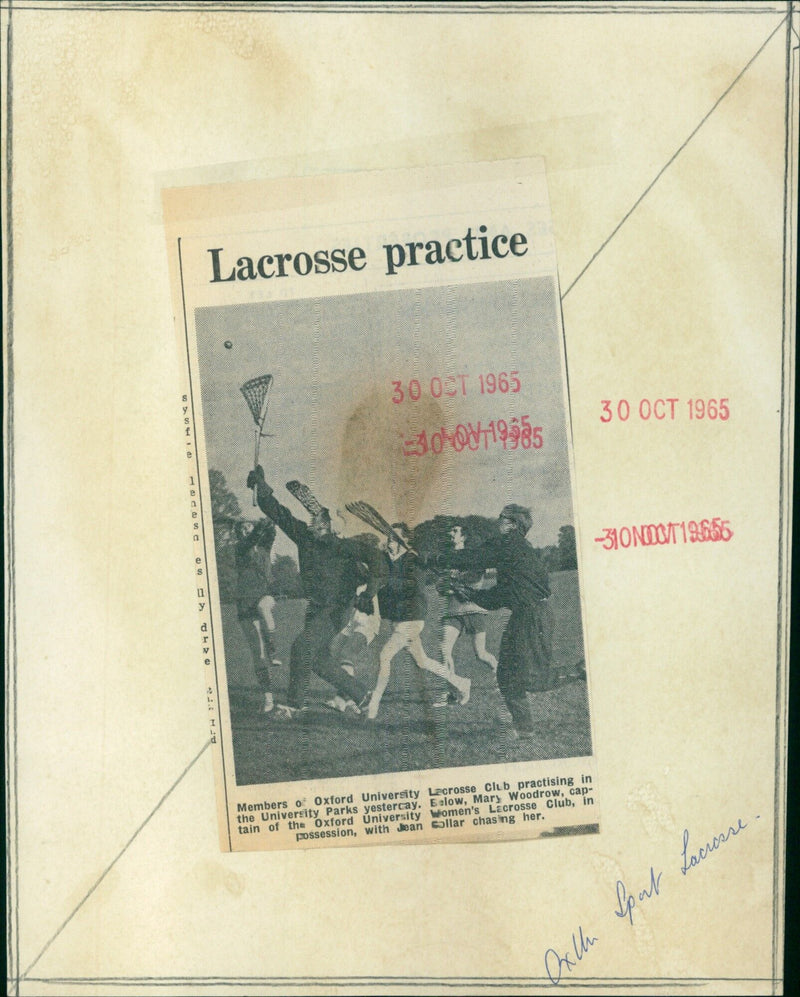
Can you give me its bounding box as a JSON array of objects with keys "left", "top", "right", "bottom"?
[
  {"left": 561, "top": 13, "right": 787, "bottom": 299},
  {"left": 19, "top": 740, "right": 212, "bottom": 982},
  {"left": 3, "top": 1, "right": 19, "bottom": 994}
]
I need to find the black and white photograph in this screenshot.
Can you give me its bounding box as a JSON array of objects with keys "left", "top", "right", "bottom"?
[{"left": 194, "top": 280, "right": 591, "bottom": 791}]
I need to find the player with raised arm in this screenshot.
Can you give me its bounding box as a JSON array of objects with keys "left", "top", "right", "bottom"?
[
  {"left": 367, "top": 523, "right": 471, "bottom": 721},
  {"left": 285, "top": 482, "right": 382, "bottom": 711},
  {"left": 435, "top": 504, "right": 554, "bottom": 740},
  {"left": 247, "top": 465, "right": 379, "bottom": 718},
  {"left": 438, "top": 523, "right": 498, "bottom": 677},
  {"left": 234, "top": 518, "right": 280, "bottom": 714}
]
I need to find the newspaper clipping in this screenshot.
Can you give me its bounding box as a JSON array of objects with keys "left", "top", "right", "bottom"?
[{"left": 163, "top": 159, "right": 598, "bottom": 851}]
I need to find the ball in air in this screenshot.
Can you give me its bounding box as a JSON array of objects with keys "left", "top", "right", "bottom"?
[{"left": 224, "top": 340, "right": 233, "bottom": 350}]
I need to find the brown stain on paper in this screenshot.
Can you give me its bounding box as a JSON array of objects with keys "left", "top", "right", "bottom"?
[
  {"left": 337, "top": 390, "right": 449, "bottom": 527},
  {"left": 191, "top": 12, "right": 311, "bottom": 111},
  {"left": 195, "top": 859, "right": 246, "bottom": 899}
]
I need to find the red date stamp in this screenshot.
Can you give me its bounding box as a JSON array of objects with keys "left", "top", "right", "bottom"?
[
  {"left": 402, "top": 416, "right": 543, "bottom": 457},
  {"left": 392, "top": 371, "right": 521, "bottom": 403},
  {"left": 594, "top": 519, "right": 733, "bottom": 550},
  {"left": 600, "top": 398, "right": 730, "bottom": 422}
]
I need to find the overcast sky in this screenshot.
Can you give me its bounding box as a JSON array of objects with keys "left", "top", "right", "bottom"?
[{"left": 194, "top": 277, "right": 575, "bottom": 558}]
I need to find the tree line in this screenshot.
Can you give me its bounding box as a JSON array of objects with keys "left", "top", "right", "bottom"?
[{"left": 209, "top": 470, "right": 577, "bottom": 603}]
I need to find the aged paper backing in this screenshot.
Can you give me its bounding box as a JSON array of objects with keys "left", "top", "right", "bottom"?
[{"left": 4, "top": 2, "right": 797, "bottom": 994}]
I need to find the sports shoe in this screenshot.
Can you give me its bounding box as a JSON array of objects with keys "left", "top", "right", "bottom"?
[
  {"left": 341, "top": 664, "right": 355, "bottom": 678},
  {"left": 456, "top": 678, "right": 471, "bottom": 706},
  {"left": 343, "top": 699, "right": 361, "bottom": 716},
  {"left": 271, "top": 658, "right": 282, "bottom": 667},
  {"left": 431, "top": 692, "right": 449, "bottom": 709},
  {"left": 325, "top": 696, "right": 347, "bottom": 713},
  {"left": 262, "top": 692, "right": 275, "bottom": 714}
]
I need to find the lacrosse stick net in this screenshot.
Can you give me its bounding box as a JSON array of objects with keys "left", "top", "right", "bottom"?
[
  {"left": 286, "top": 480, "right": 325, "bottom": 517},
  {"left": 240, "top": 374, "right": 273, "bottom": 505},
  {"left": 345, "top": 500, "right": 416, "bottom": 553}
]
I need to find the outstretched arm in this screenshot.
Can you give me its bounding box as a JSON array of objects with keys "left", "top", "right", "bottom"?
[{"left": 246, "top": 465, "right": 306, "bottom": 546}]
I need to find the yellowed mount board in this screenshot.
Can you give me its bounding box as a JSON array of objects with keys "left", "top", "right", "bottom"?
[{"left": 4, "top": 2, "right": 797, "bottom": 994}]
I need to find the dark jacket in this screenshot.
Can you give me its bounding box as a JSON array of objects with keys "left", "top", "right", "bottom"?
[
  {"left": 378, "top": 551, "right": 427, "bottom": 622},
  {"left": 234, "top": 528, "right": 274, "bottom": 606},
  {"left": 439, "top": 531, "right": 550, "bottom": 614},
  {"left": 256, "top": 485, "right": 381, "bottom": 613}
]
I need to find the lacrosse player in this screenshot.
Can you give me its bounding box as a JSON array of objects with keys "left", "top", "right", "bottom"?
[
  {"left": 325, "top": 581, "right": 381, "bottom": 713},
  {"left": 438, "top": 523, "right": 498, "bottom": 676},
  {"left": 247, "top": 465, "right": 379, "bottom": 717},
  {"left": 234, "top": 518, "right": 280, "bottom": 714},
  {"left": 367, "top": 523, "right": 471, "bottom": 720},
  {"left": 435, "top": 504, "right": 554, "bottom": 739}
]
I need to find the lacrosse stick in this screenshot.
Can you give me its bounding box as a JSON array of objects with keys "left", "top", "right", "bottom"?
[
  {"left": 240, "top": 374, "right": 274, "bottom": 506},
  {"left": 345, "top": 500, "right": 417, "bottom": 554},
  {"left": 285, "top": 480, "right": 325, "bottom": 517}
]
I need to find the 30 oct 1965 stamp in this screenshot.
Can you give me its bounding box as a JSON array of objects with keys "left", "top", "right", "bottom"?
[{"left": 164, "top": 159, "right": 599, "bottom": 852}]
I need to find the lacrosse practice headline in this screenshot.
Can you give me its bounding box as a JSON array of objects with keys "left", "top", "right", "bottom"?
[{"left": 207, "top": 224, "right": 530, "bottom": 283}]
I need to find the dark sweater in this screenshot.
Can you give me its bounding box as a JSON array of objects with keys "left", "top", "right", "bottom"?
[
  {"left": 439, "top": 531, "right": 550, "bottom": 614},
  {"left": 378, "top": 551, "right": 428, "bottom": 622},
  {"left": 256, "top": 485, "right": 380, "bottom": 613},
  {"left": 234, "top": 531, "right": 274, "bottom": 605}
]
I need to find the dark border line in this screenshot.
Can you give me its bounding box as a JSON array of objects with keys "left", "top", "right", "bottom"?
[
  {"left": 17, "top": 974, "right": 779, "bottom": 985},
  {"left": 0, "top": 3, "right": 788, "bottom": 13},
  {"left": 19, "top": 741, "right": 211, "bottom": 983},
  {"left": 775, "top": 3, "right": 797, "bottom": 992},
  {"left": 3, "top": 1, "right": 18, "bottom": 994}
]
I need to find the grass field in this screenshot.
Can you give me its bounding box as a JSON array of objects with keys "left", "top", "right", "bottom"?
[{"left": 223, "top": 570, "right": 590, "bottom": 786}]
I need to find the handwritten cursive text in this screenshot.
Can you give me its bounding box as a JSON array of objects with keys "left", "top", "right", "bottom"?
[
  {"left": 613, "top": 866, "right": 662, "bottom": 925},
  {"left": 544, "top": 925, "right": 598, "bottom": 985},
  {"left": 680, "top": 817, "right": 749, "bottom": 875}
]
